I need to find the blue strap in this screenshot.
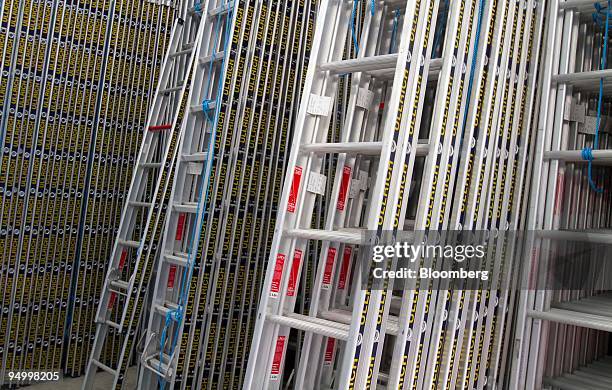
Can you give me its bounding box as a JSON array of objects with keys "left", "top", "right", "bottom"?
[
  {"left": 350, "top": 0, "right": 360, "bottom": 55},
  {"left": 194, "top": 1, "right": 202, "bottom": 15},
  {"left": 582, "top": 1, "right": 609, "bottom": 193}
]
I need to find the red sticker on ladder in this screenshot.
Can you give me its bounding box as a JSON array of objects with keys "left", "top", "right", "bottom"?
[
  {"left": 176, "top": 213, "right": 186, "bottom": 241},
  {"left": 270, "top": 254, "right": 285, "bottom": 298},
  {"left": 270, "top": 335, "right": 286, "bottom": 380},
  {"left": 337, "top": 166, "right": 352, "bottom": 211},
  {"left": 338, "top": 246, "right": 352, "bottom": 290},
  {"left": 287, "top": 166, "right": 303, "bottom": 212},
  {"left": 287, "top": 250, "right": 302, "bottom": 297},
  {"left": 324, "top": 338, "right": 336, "bottom": 366},
  {"left": 118, "top": 250, "right": 127, "bottom": 271},
  {"left": 167, "top": 265, "right": 177, "bottom": 290},
  {"left": 322, "top": 247, "right": 337, "bottom": 289},
  {"left": 108, "top": 292, "right": 117, "bottom": 309}
]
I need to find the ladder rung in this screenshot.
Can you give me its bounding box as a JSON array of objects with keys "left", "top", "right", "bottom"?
[
  {"left": 267, "top": 313, "right": 349, "bottom": 340},
  {"left": 209, "top": 1, "right": 234, "bottom": 17},
  {"left": 321, "top": 309, "right": 400, "bottom": 336},
  {"left": 301, "top": 141, "right": 383, "bottom": 155},
  {"left": 91, "top": 358, "right": 118, "bottom": 376},
  {"left": 109, "top": 279, "right": 129, "bottom": 292},
  {"left": 191, "top": 101, "right": 218, "bottom": 114},
  {"left": 538, "top": 229, "right": 612, "bottom": 244},
  {"left": 553, "top": 69, "right": 612, "bottom": 85},
  {"left": 300, "top": 141, "right": 429, "bottom": 156},
  {"left": 143, "top": 351, "right": 174, "bottom": 379},
  {"left": 139, "top": 162, "right": 163, "bottom": 169},
  {"left": 105, "top": 318, "right": 122, "bottom": 330},
  {"left": 285, "top": 228, "right": 364, "bottom": 245},
  {"left": 320, "top": 53, "right": 399, "bottom": 74},
  {"left": 528, "top": 308, "right": 612, "bottom": 332},
  {"left": 182, "top": 152, "right": 209, "bottom": 162},
  {"left": 118, "top": 239, "right": 140, "bottom": 248},
  {"left": 544, "top": 149, "right": 612, "bottom": 164},
  {"left": 129, "top": 201, "right": 153, "bottom": 208},
  {"left": 149, "top": 124, "right": 173, "bottom": 132},
  {"left": 165, "top": 252, "right": 190, "bottom": 267},
  {"left": 560, "top": 0, "right": 607, "bottom": 11},
  {"left": 169, "top": 45, "right": 194, "bottom": 58},
  {"left": 154, "top": 301, "right": 180, "bottom": 317},
  {"left": 367, "top": 57, "right": 443, "bottom": 80},
  {"left": 174, "top": 202, "right": 199, "bottom": 214},
  {"left": 199, "top": 51, "right": 225, "bottom": 66},
  {"left": 160, "top": 84, "right": 184, "bottom": 94}
]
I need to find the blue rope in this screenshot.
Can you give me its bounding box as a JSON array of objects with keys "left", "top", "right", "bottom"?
[
  {"left": 157, "top": 2, "right": 233, "bottom": 387},
  {"left": 460, "top": 0, "right": 486, "bottom": 138},
  {"left": 349, "top": 0, "right": 375, "bottom": 55},
  {"left": 583, "top": 1, "right": 610, "bottom": 193},
  {"left": 350, "top": 0, "right": 361, "bottom": 55}
]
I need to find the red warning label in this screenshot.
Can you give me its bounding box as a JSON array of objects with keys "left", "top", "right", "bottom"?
[
  {"left": 270, "top": 336, "right": 286, "bottom": 379},
  {"left": 118, "top": 249, "right": 127, "bottom": 271},
  {"left": 287, "top": 250, "right": 302, "bottom": 297},
  {"left": 337, "top": 166, "right": 352, "bottom": 211},
  {"left": 322, "top": 247, "right": 337, "bottom": 288},
  {"left": 338, "top": 246, "right": 352, "bottom": 290},
  {"left": 324, "top": 338, "right": 336, "bottom": 366},
  {"left": 287, "top": 166, "right": 303, "bottom": 212},
  {"left": 167, "top": 265, "right": 177, "bottom": 290},
  {"left": 176, "top": 213, "right": 186, "bottom": 241},
  {"left": 270, "top": 254, "right": 285, "bottom": 298}
]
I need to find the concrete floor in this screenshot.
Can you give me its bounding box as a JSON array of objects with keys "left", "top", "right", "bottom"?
[{"left": 27, "top": 367, "right": 138, "bottom": 390}]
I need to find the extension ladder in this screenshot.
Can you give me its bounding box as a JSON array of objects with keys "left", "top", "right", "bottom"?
[
  {"left": 244, "top": 0, "right": 545, "bottom": 389},
  {"left": 82, "top": 1, "right": 216, "bottom": 387},
  {"left": 138, "top": 0, "right": 237, "bottom": 388},
  {"left": 512, "top": 0, "right": 612, "bottom": 388}
]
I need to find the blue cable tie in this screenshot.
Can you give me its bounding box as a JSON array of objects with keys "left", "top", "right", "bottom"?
[
  {"left": 371, "top": 0, "right": 375, "bottom": 15},
  {"left": 194, "top": 1, "right": 202, "bottom": 15}
]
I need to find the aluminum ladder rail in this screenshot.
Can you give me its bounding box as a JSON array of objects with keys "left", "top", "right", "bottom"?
[
  {"left": 82, "top": 1, "right": 208, "bottom": 388},
  {"left": 138, "top": 0, "right": 237, "bottom": 388},
  {"left": 511, "top": 0, "right": 612, "bottom": 388},
  {"left": 243, "top": 0, "right": 445, "bottom": 388}
]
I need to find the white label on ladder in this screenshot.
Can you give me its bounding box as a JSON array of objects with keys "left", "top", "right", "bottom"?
[
  {"left": 270, "top": 336, "right": 286, "bottom": 380},
  {"left": 307, "top": 171, "right": 327, "bottom": 195},
  {"left": 307, "top": 94, "right": 333, "bottom": 116},
  {"left": 167, "top": 265, "right": 177, "bottom": 291},
  {"left": 581, "top": 116, "right": 597, "bottom": 135},
  {"left": 322, "top": 247, "right": 337, "bottom": 289},
  {"left": 287, "top": 166, "right": 303, "bottom": 212},
  {"left": 324, "top": 338, "right": 336, "bottom": 366},
  {"left": 349, "top": 178, "right": 361, "bottom": 199},
  {"left": 569, "top": 102, "right": 586, "bottom": 123},
  {"left": 338, "top": 246, "right": 352, "bottom": 290},
  {"left": 187, "top": 162, "right": 203, "bottom": 175},
  {"left": 287, "top": 250, "right": 302, "bottom": 297},
  {"left": 337, "top": 166, "right": 352, "bottom": 211},
  {"left": 270, "top": 254, "right": 285, "bottom": 298},
  {"left": 356, "top": 88, "right": 374, "bottom": 109}
]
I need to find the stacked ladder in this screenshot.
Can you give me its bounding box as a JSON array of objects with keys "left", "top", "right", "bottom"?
[
  {"left": 245, "top": 0, "right": 545, "bottom": 389},
  {"left": 512, "top": 0, "right": 612, "bottom": 388},
  {"left": 82, "top": 0, "right": 214, "bottom": 387},
  {"left": 139, "top": 0, "right": 318, "bottom": 389}
]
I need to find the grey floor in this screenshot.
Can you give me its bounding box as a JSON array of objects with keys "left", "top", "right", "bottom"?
[{"left": 27, "top": 367, "right": 138, "bottom": 390}]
